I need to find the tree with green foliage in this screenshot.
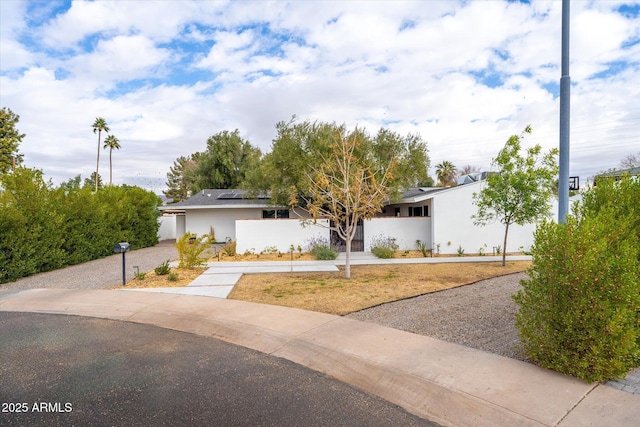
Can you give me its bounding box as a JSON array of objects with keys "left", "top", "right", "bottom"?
[
  {"left": 304, "top": 126, "right": 397, "bottom": 279},
  {"left": 59, "top": 175, "right": 83, "bottom": 191},
  {"left": 190, "top": 130, "right": 261, "bottom": 192},
  {"left": 247, "top": 117, "right": 431, "bottom": 207},
  {"left": 435, "top": 160, "right": 457, "bottom": 187},
  {"left": 513, "top": 175, "right": 640, "bottom": 383},
  {"left": 472, "top": 126, "right": 559, "bottom": 266},
  {"left": 103, "top": 134, "right": 121, "bottom": 185},
  {"left": 164, "top": 153, "right": 202, "bottom": 203},
  {"left": 92, "top": 117, "right": 109, "bottom": 192},
  {"left": 83, "top": 172, "right": 103, "bottom": 190},
  {"left": 0, "top": 107, "right": 25, "bottom": 174}
]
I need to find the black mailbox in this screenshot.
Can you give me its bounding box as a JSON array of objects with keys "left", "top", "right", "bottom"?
[
  {"left": 114, "top": 242, "right": 130, "bottom": 286},
  {"left": 114, "top": 242, "right": 130, "bottom": 253}
]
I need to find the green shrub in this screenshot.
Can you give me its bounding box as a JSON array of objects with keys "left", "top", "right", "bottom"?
[
  {"left": 223, "top": 241, "right": 236, "bottom": 256},
  {"left": 0, "top": 168, "right": 160, "bottom": 284},
  {"left": 175, "top": 232, "right": 209, "bottom": 268},
  {"left": 313, "top": 246, "right": 338, "bottom": 260},
  {"left": 416, "top": 240, "right": 431, "bottom": 257},
  {"left": 134, "top": 271, "right": 147, "bottom": 280},
  {"left": 370, "top": 235, "right": 398, "bottom": 259},
  {"left": 514, "top": 182, "right": 640, "bottom": 382},
  {"left": 154, "top": 260, "right": 171, "bottom": 275},
  {"left": 168, "top": 272, "right": 179, "bottom": 282},
  {"left": 456, "top": 245, "right": 465, "bottom": 256},
  {"left": 306, "top": 236, "right": 338, "bottom": 260}
]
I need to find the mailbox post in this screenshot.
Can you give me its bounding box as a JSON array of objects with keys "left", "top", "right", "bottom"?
[{"left": 113, "top": 242, "right": 130, "bottom": 286}]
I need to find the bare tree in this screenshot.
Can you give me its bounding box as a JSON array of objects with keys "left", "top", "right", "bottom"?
[
  {"left": 457, "top": 164, "right": 481, "bottom": 178},
  {"left": 304, "top": 128, "right": 396, "bottom": 279},
  {"left": 620, "top": 152, "right": 640, "bottom": 169}
]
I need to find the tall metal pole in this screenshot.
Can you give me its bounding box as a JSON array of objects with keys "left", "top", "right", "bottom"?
[
  {"left": 121, "top": 252, "right": 126, "bottom": 286},
  {"left": 558, "top": 0, "right": 570, "bottom": 223}
]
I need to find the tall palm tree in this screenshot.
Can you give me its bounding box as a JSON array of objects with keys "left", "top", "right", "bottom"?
[
  {"left": 103, "top": 134, "right": 121, "bottom": 186},
  {"left": 92, "top": 117, "right": 110, "bottom": 191},
  {"left": 435, "top": 160, "right": 457, "bottom": 187}
]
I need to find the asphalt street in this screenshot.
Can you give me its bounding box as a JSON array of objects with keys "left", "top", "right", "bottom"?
[{"left": 0, "top": 312, "right": 437, "bottom": 427}]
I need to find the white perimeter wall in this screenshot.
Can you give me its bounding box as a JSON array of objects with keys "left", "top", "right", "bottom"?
[
  {"left": 364, "top": 217, "right": 430, "bottom": 251},
  {"left": 185, "top": 208, "right": 262, "bottom": 242},
  {"left": 431, "top": 181, "right": 547, "bottom": 255},
  {"left": 157, "top": 214, "right": 176, "bottom": 241},
  {"left": 236, "top": 219, "right": 330, "bottom": 253}
]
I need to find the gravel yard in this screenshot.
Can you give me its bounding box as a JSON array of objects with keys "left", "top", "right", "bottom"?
[
  {"left": 347, "top": 273, "right": 529, "bottom": 361},
  {"left": 0, "top": 240, "right": 178, "bottom": 292}
]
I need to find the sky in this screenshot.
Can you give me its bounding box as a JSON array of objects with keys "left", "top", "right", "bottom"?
[{"left": 1, "top": 0, "right": 638, "bottom": 192}]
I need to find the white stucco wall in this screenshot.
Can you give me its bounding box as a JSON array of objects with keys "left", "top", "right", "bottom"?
[
  {"left": 364, "top": 217, "right": 430, "bottom": 251},
  {"left": 235, "top": 219, "right": 330, "bottom": 253},
  {"left": 157, "top": 214, "right": 176, "bottom": 241},
  {"left": 431, "top": 181, "right": 548, "bottom": 255},
  {"left": 185, "top": 208, "right": 262, "bottom": 242}
]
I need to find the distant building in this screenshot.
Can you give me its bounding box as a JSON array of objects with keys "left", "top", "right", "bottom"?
[{"left": 594, "top": 166, "right": 640, "bottom": 185}]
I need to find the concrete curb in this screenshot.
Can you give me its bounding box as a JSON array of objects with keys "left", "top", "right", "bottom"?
[{"left": 2, "top": 289, "right": 638, "bottom": 426}]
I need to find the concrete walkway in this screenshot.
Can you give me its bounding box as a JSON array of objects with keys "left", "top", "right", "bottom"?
[{"left": 1, "top": 288, "right": 638, "bottom": 426}]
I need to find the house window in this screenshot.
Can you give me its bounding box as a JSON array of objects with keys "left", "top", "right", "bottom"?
[
  {"left": 408, "top": 206, "right": 429, "bottom": 217},
  {"left": 262, "top": 209, "right": 290, "bottom": 219}
]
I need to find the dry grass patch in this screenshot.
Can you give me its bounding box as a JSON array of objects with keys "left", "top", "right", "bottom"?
[
  {"left": 116, "top": 268, "right": 205, "bottom": 289},
  {"left": 228, "top": 261, "right": 531, "bottom": 315}
]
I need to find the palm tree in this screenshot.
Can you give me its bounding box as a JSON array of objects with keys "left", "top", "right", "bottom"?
[
  {"left": 103, "top": 134, "right": 121, "bottom": 186},
  {"left": 435, "top": 160, "right": 457, "bottom": 187},
  {"left": 92, "top": 117, "right": 110, "bottom": 191}
]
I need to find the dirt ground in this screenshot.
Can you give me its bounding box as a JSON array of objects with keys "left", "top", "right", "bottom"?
[{"left": 228, "top": 261, "right": 531, "bottom": 315}]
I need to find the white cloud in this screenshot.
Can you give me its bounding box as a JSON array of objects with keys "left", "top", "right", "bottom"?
[
  {"left": 1, "top": 0, "right": 638, "bottom": 191},
  {"left": 67, "top": 35, "right": 172, "bottom": 86}
]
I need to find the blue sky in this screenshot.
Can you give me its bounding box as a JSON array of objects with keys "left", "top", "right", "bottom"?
[{"left": 1, "top": 0, "right": 638, "bottom": 191}]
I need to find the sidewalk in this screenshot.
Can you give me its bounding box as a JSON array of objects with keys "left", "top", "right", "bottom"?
[{"left": 1, "top": 288, "right": 638, "bottom": 426}]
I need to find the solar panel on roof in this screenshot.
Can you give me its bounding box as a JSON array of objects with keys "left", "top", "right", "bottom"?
[{"left": 217, "top": 192, "right": 237, "bottom": 199}]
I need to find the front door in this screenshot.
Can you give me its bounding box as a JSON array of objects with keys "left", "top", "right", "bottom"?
[{"left": 330, "top": 220, "right": 364, "bottom": 252}]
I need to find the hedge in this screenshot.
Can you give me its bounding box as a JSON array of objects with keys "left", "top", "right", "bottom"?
[{"left": 0, "top": 168, "right": 160, "bottom": 284}]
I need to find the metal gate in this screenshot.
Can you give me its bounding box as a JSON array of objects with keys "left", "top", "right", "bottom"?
[{"left": 330, "top": 220, "right": 364, "bottom": 252}]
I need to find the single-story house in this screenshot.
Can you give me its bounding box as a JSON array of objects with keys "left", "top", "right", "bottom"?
[
  {"left": 594, "top": 166, "right": 640, "bottom": 185},
  {"left": 160, "top": 179, "right": 556, "bottom": 255}
]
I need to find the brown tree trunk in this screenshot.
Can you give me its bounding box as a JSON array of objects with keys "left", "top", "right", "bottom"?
[
  {"left": 345, "top": 237, "right": 351, "bottom": 279},
  {"left": 502, "top": 222, "right": 510, "bottom": 267}
]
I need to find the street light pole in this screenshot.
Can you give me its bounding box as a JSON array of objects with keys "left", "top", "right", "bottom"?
[{"left": 558, "top": 0, "right": 571, "bottom": 223}]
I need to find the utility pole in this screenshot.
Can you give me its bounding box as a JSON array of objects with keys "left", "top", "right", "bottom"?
[{"left": 558, "top": 0, "right": 570, "bottom": 223}]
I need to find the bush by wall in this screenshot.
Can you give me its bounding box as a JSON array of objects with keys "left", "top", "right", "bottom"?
[
  {"left": 306, "top": 236, "right": 338, "bottom": 260},
  {"left": 0, "top": 168, "right": 160, "bottom": 284},
  {"left": 175, "top": 232, "right": 210, "bottom": 268},
  {"left": 513, "top": 176, "right": 640, "bottom": 383},
  {"left": 370, "top": 235, "right": 398, "bottom": 259}
]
